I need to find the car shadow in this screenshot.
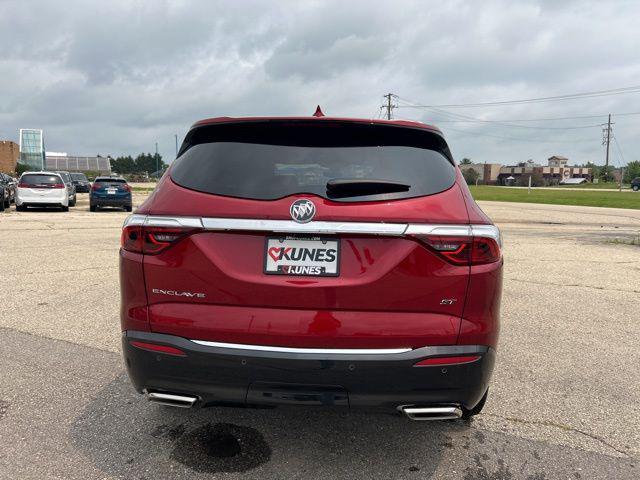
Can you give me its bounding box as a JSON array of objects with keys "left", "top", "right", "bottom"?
[
  {"left": 16, "top": 206, "right": 68, "bottom": 213},
  {"left": 90, "top": 207, "right": 129, "bottom": 213},
  {"left": 70, "top": 372, "right": 470, "bottom": 479}
]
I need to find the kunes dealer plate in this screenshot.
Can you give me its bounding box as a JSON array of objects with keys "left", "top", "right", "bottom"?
[{"left": 264, "top": 236, "right": 340, "bottom": 277}]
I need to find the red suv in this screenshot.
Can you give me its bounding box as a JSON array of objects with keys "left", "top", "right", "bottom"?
[{"left": 120, "top": 113, "right": 502, "bottom": 420}]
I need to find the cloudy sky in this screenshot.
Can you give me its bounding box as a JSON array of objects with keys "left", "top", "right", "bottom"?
[{"left": 1, "top": 0, "right": 640, "bottom": 166}]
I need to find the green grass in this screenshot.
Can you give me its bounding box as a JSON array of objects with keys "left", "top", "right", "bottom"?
[
  {"left": 556, "top": 182, "right": 627, "bottom": 189},
  {"left": 468, "top": 185, "right": 640, "bottom": 210}
]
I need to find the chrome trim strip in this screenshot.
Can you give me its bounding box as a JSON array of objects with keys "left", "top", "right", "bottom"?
[
  {"left": 123, "top": 214, "right": 146, "bottom": 227},
  {"left": 201, "top": 217, "right": 407, "bottom": 235},
  {"left": 145, "top": 391, "right": 198, "bottom": 408},
  {"left": 144, "top": 216, "right": 203, "bottom": 228},
  {"left": 130, "top": 215, "right": 501, "bottom": 249},
  {"left": 403, "top": 224, "right": 473, "bottom": 236},
  {"left": 190, "top": 339, "right": 412, "bottom": 355},
  {"left": 399, "top": 406, "right": 463, "bottom": 421},
  {"left": 471, "top": 224, "right": 502, "bottom": 247}
]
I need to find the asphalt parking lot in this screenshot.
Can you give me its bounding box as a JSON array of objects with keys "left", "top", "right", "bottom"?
[{"left": 1, "top": 193, "right": 639, "bottom": 479}]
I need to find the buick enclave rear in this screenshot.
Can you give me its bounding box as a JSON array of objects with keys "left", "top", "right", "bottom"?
[{"left": 120, "top": 113, "right": 503, "bottom": 420}]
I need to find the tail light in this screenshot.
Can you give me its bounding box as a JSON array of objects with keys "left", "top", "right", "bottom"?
[
  {"left": 407, "top": 225, "right": 502, "bottom": 266},
  {"left": 123, "top": 184, "right": 131, "bottom": 192},
  {"left": 121, "top": 220, "right": 201, "bottom": 255},
  {"left": 91, "top": 183, "right": 100, "bottom": 191},
  {"left": 18, "top": 182, "right": 30, "bottom": 188},
  {"left": 51, "top": 183, "right": 65, "bottom": 189}
]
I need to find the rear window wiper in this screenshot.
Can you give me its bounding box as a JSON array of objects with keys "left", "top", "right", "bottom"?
[{"left": 326, "top": 178, "right": 411, "bottom": 199}]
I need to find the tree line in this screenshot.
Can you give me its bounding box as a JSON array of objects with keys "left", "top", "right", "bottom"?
[{"left": 110, "top": 153, "right": 167, "bottom": 175}]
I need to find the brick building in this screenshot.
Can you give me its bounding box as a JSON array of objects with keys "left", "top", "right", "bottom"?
[
  {"left": 497, "top": 157, "right": 591, "bottom": 185},
  {"left": 0, "top": 140, "right": 19, "bottom": 173}
]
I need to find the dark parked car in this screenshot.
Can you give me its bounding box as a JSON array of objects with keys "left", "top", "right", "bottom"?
[
  {"left": 0, "top": 179, "right": 7, "bottom": 210},
  {"left": 0, "top": 173, "right": 15, "bottom": 209},
  {"left": 55, "top": 171, "right": 77, "bottom": 207},
  {"left": 632, "top": 177, "right": 640, "bottom": 192},
  {"left": 70, "top": 172, "right": 91, "bottom": 193},
  {"left": 120, "top": 113, "right": 503, "bottom": 420},
  {"left": 90, "top": 176, "right": 132, "bottom": 211}
]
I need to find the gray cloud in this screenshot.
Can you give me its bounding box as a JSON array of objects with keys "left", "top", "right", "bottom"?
[{"left": 0, "top": 0, "right": 639, "bottom": 166}]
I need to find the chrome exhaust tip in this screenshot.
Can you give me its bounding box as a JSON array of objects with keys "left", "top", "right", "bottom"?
[
  {"left": 399, "top": 405, "right": 463, "bottom": 421},
  {"left": 145, "top": 391, "right": 198, "bottom": 408}
]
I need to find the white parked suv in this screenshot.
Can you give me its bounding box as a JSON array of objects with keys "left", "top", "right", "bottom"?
[{"left": 16, "top": 172, "right": 70, "bottom": 211}]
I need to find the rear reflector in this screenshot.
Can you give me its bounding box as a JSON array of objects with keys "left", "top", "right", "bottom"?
[
  {"left": 413, "top": 355, "right": 481, "bottom": 367},
  {"left": 130, "top": 341, "right": 186, "bottom": 356}
]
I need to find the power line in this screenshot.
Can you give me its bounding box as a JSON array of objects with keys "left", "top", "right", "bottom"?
[
  {"left": 420, "top": 106, "right": 602, "bottom": 130},
  {"left": 612, "top": 134, "right": 627, "bottom": 166},
  {"left": 397, "top": 97, "right": 640, "bottom": 122},
  {"left": 395, "top": 85, "right": 640, "bottom": 108},
  {"left": 476, "top": 111, "right": 640, "bottom": 122},
  {"left": 441, "top": 125, "right": 596, "bottom": 144}
]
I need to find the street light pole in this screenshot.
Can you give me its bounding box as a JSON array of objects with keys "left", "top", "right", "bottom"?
[{"left": 155, "top": 142, "right": 159, "bottom": 178}]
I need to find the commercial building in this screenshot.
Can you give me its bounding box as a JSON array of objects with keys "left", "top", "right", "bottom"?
[
  {"left": 460, "top": 156, "right": 592, "bottom": 185},
  {"left": 45, "top": 154, "right": 112, "bottom": 174},
  {"left": 497, "top": 157, "right": 591, "bottom": 185},
  {"left": 0, "top": 140, "right": 19, "bottom": 173},
  {"left": 19, "top": 129, "right": 45, "bottom": 170},
  {"left": 458, "top": 163, "right": 503, "bottom": 184}
]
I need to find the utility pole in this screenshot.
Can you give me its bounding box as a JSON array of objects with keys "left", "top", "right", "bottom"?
[
  {"left": 602, "top": 114, "right": 612, "bottom": 168},
  {"left": 383, "top": 93, "right": 397, "bottom": 120},
  {"left": 155, "top": 142, "right": 159, "bottom": 178},
  {"left": 175, "top": 134, "right": 178, "bottom": 157}
]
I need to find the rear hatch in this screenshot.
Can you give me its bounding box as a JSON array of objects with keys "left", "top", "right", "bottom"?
[
  {"left": 138, "top": 120, "right": 473, "bottom": 348},
  {"left": 92, "top": 178, "right": 130, "bottom": 198},
  {"left": 18, "top": 174, "right": 65, "bottom": 200}
]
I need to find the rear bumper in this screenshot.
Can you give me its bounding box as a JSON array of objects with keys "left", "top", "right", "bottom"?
[
  {"left": 122, "top": 330, "right": 495, "bottom": 412},
  {"left": 16, "top": 194, "right": 67, "bottom": 207},
  {"left": 91, "top": 195, "right": 131, "bottom": 206}
]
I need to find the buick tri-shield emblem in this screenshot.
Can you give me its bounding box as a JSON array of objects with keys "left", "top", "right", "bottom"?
[{"left": 290, "top": 199, "right": 316, "bottom": 223}]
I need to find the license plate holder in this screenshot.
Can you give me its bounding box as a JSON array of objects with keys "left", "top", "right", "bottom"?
[{"left": 264, "top": 236, "right": 340, "bottom": 277}]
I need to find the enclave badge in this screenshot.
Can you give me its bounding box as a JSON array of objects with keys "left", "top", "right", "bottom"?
[{"left": 290, "top": 199, "right": 316, "bottom": 223}]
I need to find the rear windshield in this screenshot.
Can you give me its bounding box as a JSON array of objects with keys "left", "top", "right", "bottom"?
[
  {"left": 171, "top": 122, "right": 455, "bottom": 202},
  {"left": 21, "top": 174, "right": 61, "bottom": 185},
  {"left": 70, "top": 173, "right": 88, "bottom": 181},
  {"left": 95, "top": 178, "right": 126, "bottom": 184}
]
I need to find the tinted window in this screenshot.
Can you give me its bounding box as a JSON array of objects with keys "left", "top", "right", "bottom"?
[
  {"left": 172, "top": 123, "right": 455, "bottom": 202},
  {"left": 21, "top": 174, "right": 61, "bottom": 185},
  {"left": 70, "top": 173, "right": 88, "bottom": 181},
  {"left": 95, "top": 178, "right": 126, "bottom": 184},
  {"left": 57, "top": 172, "right": 71, "bottom": 183}
]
